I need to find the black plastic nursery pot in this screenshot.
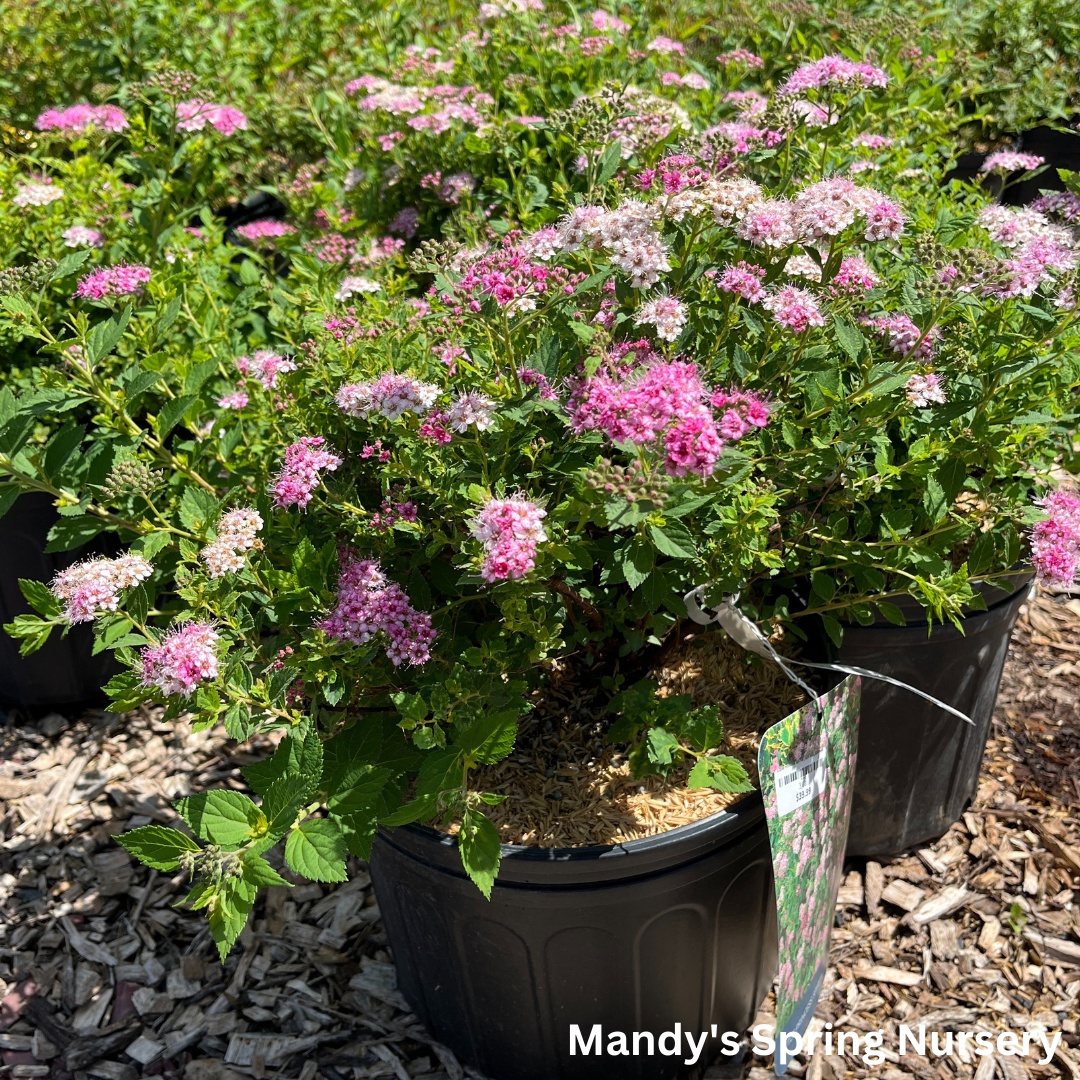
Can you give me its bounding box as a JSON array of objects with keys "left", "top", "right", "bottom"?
[
  {"left": 838, "top": 576, "right": 1032, "bottom": 857},
  {"left": 370, "top": 794, "right": 777, "bottom": 1080},
  {"left": 0, "top": 492, "right": 118, "bottom": 708}
]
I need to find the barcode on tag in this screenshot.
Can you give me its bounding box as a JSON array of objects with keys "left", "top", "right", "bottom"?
[{"left": 774, "top": 750, "right": 828, "bottom": 817}]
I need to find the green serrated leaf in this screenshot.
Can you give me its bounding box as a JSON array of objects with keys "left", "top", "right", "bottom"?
[
  {"left": 175, "top": 790, "right": 266, "bottom": 850},
  {"left": 284, "top": 818, "right": 348, "bottom": 882},
  {"left": 117, "top": 825, "right": 200, "bottom": 870},
  {"left": 458, "top": 807, "right": 501, "bottom": 899},
  {"left": 687, "top": 755, "right": 753, "bottom": 793}
]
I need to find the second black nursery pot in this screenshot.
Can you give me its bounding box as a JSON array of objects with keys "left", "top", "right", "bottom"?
[
  {"left": 837, "top": 577, "right": 1032, "bottom": 856},
  {"left": 370, "top": 794, "right": 777, "bottom": 1080}
]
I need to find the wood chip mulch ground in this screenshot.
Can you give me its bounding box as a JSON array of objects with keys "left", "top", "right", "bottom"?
[{"left": 1, "top": 591, "right": 1078, "bottom": 1080}]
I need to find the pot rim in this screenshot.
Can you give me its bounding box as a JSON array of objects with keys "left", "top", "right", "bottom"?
[{"left": 376, "top": 788, "right": 768, "bottom": 888}]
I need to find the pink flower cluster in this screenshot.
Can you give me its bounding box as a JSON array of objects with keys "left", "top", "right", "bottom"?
[
  {"left": 735, "top": 179, "right": 904, "bottom": 248},
  {"left": 176, "top": 100, "right": 248, "bottom": 135},
  {"left": 777, "top": 55, "right": 889, "bottom": 96},
  {"left": 13, "top": 180, "right": 64, "bottom": 207},
  {"left": 590, "top": 10, "right": 629, "bottom": 32},
  {"left": 50, "top": 554, "right": 153, "bottom": 623},
  {"left": 1030, "top": 191, "right": 1080, "bottom": 223},
  {"left": 271, "top": 437, "right": 343, "bottom": 509},
  {"left": 567, "top": 356, "right": 767, "bottom": 477},
  {"left": 718, "top": 260, "right": 767, "bottom": 302},
  {"left": 62, "top": 225, "right": 104, "bottom": 248},
  {"left": 830, "top": 253, "right": 879, "bottom": 294},
  {"left": 447, "top": 390, "right": 497, "bottom": 431},
  {"left": 471, "top": 496, "right": 548, "bottom": 581},
  {"left": 74, "top": 264, "right": 151, "bottom": 300},
  {"left": 35, "top": 104, "right": 128, "bottom": 135},
  {"left": 452, "top": 235, "right": 576, "bottom": 311},
  {"left": 336, "top": 374, "right": 439, "bottom": 421},
  {"left": 1030, "top": 490, "right": 1080, "bottom": 588},
  {"left": 864, "top": 313, "right": 939, "bottom": 361},
  {"left": 905, "top": 372, "right": 947, "bottom": 407},
  {"left": 140, "top": 622, "right": 220, "bottom": 698},
  {"left": 318, "top": 550, "right": 436, "bottom": 665},
  {"left": 236, "top": 350, "right": 297, "bottom": 390},
  {"left": 555, "top": 201, "right": 668, "bottom": 288},
  {"left": 716, "top": 49, "right": 764, "bottom": 68},
  {"left": 646, "top": 36, "right": 684, "bottom": 56},
  {"left": 762, "top": 285, "right": 825, "bottom": 333},
  {"left": 979, "top": 151, "right": 1044, "bottom": 174},
  {"left": 852, "top": 133, "right": 892, "bottom": 149},
  {"left": 217, "top": 390, "right": 248, "bottom": 410},
  {"left": 235, "top": 220, "right": 296, "bottom": 242},
  {"left": 200, "top": 509, "right": 263, "bottom": 578}
]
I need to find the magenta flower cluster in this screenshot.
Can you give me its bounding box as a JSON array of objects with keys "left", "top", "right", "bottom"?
[
  {"left": 35, "top": 104, "right": 128, "bottom": 135},
  {"left": 51, "top": 554, "right": 153, "bottom": 623},
  {"left": 318, "top": 550, "right": 436, "bottom": 665},
  {"left": 140, "top": 622, "right": 220, "bottom": 698},
  {"left": 74, "top": 264, "right": 151, "bottom": 300},
  {"left": 470, "top": 496, "right": 549, "bottom": 582},
  {"left": 271, "top": 437, "right": 343, "bottom": 509},
  {"left": 567, "top": 354, "right": 768, "bottom": 478},
  {"left": 1030, "top": 490, "right": 1080, "bottom": 588}
]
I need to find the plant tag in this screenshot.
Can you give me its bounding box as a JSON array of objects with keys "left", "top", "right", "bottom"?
[
  {"left": 758, "top": 675, "right": 860, "bottom": 1075},
  {"left": 774, "top": 749, "right": 827, "bottom": 817}
]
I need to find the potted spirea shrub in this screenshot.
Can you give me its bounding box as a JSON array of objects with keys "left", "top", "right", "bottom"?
[{"left": 3, "top": 15, "right": 1079, "bottom": 1080}]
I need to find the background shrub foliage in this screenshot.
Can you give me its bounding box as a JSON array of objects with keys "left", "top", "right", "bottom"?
[{"left": 0, "top": 0, "right": 1078, "bottom": 956}]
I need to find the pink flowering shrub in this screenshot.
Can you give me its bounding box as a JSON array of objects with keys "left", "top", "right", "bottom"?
[
  {"left": 3, "top": 5, "right": 1078, "bottom": 942},
  {"left": 35, "top": 104, "right": 127, "bottom": 135}
]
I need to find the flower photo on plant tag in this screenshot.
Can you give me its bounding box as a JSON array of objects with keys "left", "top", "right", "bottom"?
[{"left": 758, "top": 675, "right": 860, "bottom": 1075}]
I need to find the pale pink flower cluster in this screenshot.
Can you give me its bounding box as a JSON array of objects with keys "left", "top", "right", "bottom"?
[
  {"left": 864, "top": 313, "right": 939, "bottom": 361},
  {"left": 317, "top": 550, "right": 435, "bottom": 665},
  {"left": 716, "top": 49, "right": 764, "bottom": 68},
  {"left": 447, "top": 390, "right": 497, "bottom": 431},
  {"left": 217, "top": 390, "right": 248, "bottom": 410},
  {"left": 784, "top": 253, "right": 823, "bottom": 282},
  {"left": 13, "top": 180, "right": 64, "bottom": 207},
  {"left": 905, "top": 373, "right": 947, "bottom": 407},
  {"left": 555, "top": 200, "right": 669, "bottom": 288},
  {"left": 336, "top": 374, "right": 439, "bottom": 421},
  {"left": 852, "top": 133, "right": 892, "bottom": 149},
  {"left": 724, "top": 90, "right": 768, "bottom": 118},
  {"left": 50, "top": 554, "right": 153, "bottom": 623},
  {"left": 471, "top": 496, "right": 548, "bottom": 581},
  {"left": 176, "top": 100, "right": 249, "bottom": 135},
  {"left": 590, "top": 10, "right": 629, "bottom": 32},
  {"left": 979, "top": 151, "right": 1044, "bottom": 174},
  {"left": 235, "top": 220, "right": 295, "bottom": 242},
  {"left": 977, "top": 205, "right": 1067, "bottom": 249},
  {"left": 762, "top": 285, "right": 825, "bottom": 332},
  {"left": 200, "top": 509, "right": 263, "bottom": 579},
  {"left": 35, "top": 104, "right": 128, "bottom": 135},
  {"left": 647, "top": 36, "right": 684, "bottom": 56},
  {"left": 74, "top": 264, "right": 151, "bottom": 300},
  {"left": 662, "top": 72, "right": 709, "bottom": 90},
  {"left": 478, "top": 0, "right": 544, "bottom": 19},
  {"left": 736, "top": 180, "right": 904, "bottom": 247},
  {"left": 777, "top": 55, "right": 889, "bottom": 96},
  {"left": 718, "top": 260, "right": 767, "bottom": 301},
  {"left": 634, "top": 295, "right": 687, "bottom": 341},
  {"left": 62, "top": 225, "right": 104, "bottom": 248},
  {"left": 993, "top": 236, "right": 1078, "bottom": 300},
  {"left": 1030, "top": 191, "right": 1080, "bottom": 223},
  {"left": 271, "top": 437, "right": 343, "bottom": 509},
  {"left": 436, "top": 172, "right": 476, "bottom": 203},
  {"left": 1030, "top": 490, "right": 1080, "bottom": 588},
  {"left": 235, "top": 350, "right": 297, "bottom": 390},
  {"left": 140, "top": 622, "right": 220, "bottom": 698},
  {"left": 334, "top": 276, "right": 380, "bottom": 300}
]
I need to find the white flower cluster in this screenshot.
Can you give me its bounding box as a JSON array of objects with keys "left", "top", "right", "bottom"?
[{"left": 200, "top": 509, "right": 263, "bottom": 579}]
